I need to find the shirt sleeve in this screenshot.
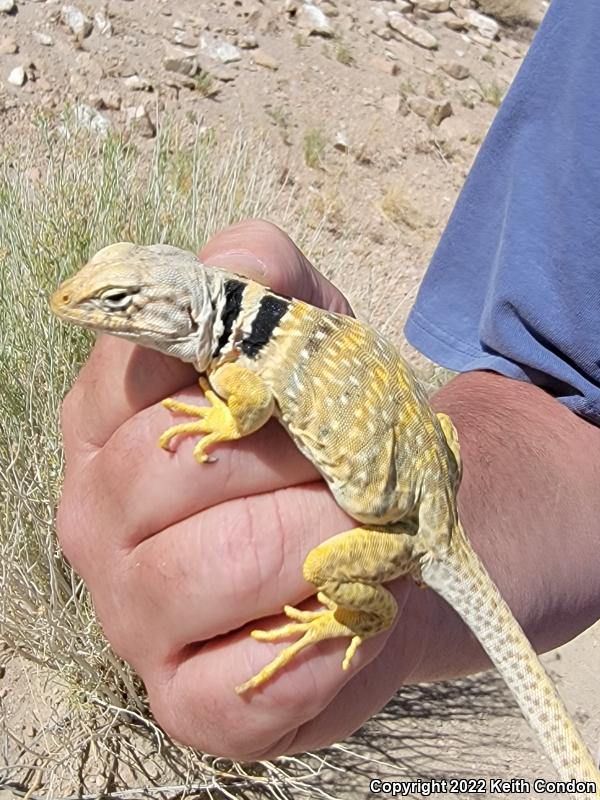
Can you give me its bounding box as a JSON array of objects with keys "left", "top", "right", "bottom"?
[{"left": 404, "top": 0, "right": 600, "bottom": 424}]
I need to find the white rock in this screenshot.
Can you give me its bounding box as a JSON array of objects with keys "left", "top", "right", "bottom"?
[
  {"left": 7, "top": 65, "right": 25, "bottom": 86},
  {"left": 463, "top": 9, "right": 499, "bottom": 39},
  {"left": 123, "top": 74, "right": 151, "bottom": 90},
  {"left": 73, "top": 104, "right": 110, "bottom": 136},
  {"left": 252, "top": 49, "right": 279, "bottom": 70},
  {"left": 334, "top": 130, "right": 349, "bottom": 151},
  {"left": 395, "top": 0, "right": 412, "bottom": 10},
  {"left": 388, "top": 11, "right": 438, "bottom": 49},
  {"left": 199, "top": 34, "right": 241, "bottom": 63},
  {"left": 94, "top": 10, "right": 112, "bottom": 37},
  {"left": 61, "top": 4, "right": 93, "bottom": 38},
  {"left": 33, "top": 31, "right": 54, "bottom": 46},
  {"left": 0, "top": 0, "right": 15, "bottom": 13},
  {"left": 297, "top": 3, "right": 334, "bottom": 36}
]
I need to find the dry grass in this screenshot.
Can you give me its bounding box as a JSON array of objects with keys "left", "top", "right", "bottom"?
[
  {"left": 0, "top": 110, "right": 453, "bottom": 798},
  {"left": 0, "top": 112, "right": 357, "bottom": 798}
]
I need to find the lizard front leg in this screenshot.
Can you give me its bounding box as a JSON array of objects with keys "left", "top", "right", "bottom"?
[
  {"left": 159, "top": 363, "right": 274, "bottom": 463},
  {"left": 236, "top": 525, "right": 416, "bottom": 694}
]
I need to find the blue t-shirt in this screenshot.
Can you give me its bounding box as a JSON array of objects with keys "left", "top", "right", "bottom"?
[{"left": 404, "top": 0, "right": 600, "bottom": 425}]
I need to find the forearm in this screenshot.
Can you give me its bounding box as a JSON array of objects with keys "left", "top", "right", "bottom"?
[{"left": 405, "top": 369, "right": 600, "bottom": 683}]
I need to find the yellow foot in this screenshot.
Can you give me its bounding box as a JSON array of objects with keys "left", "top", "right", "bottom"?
[
  {"left": 158, "top": 377, "right": 240, "bottom": 463},
  {"left": 235, "top": 596, "right": 363, "bottom": 695}
]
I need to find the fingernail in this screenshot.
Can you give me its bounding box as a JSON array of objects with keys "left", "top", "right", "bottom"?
[{"left": 200, "top": 250, "right": 268, "bottom": 281}]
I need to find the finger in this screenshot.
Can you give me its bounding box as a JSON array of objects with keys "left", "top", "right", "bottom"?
[
  {"left": 61, "top": 336, "right": 195, "bottom": 458},
  {"left": 199, "top": 219, "right": 353, "bottom": 315},
  {"left": 92, "top": 484, "right": 350, "bottom": 668},
  {"left": 59, "top": 385, "right": 320, "bottom": 572},
  {"left": 143, "top": 578, "right": 414, "bottom": 760}
]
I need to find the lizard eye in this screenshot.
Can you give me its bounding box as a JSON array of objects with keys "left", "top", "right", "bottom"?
[{"left": 99, "top": 288, "right": 136, "bottom": 311}]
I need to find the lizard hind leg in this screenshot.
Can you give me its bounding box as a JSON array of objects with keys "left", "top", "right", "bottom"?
[{"left": 235, "top": 525, "right": 414, "bottom": 695}]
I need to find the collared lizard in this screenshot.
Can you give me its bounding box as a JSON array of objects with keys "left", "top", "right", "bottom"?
[{"left": 51, "top": 242, "right": 600, "bottom": 795}]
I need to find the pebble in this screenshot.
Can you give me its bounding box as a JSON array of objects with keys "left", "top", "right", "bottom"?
[
  {"left": 252, "top": 48, "right": 279, "bottom": 70},
  {"left": 395, "top": 0, "right": 412, "bottom": 11},
  {"left": 238, "top": 33, "right": 258, "bottom": 49},
  {"left": 94, "top": 10, "right": 113, "bottom": 37},
  {"left": 441, "top": 59, "right": 469, "bottom": 80},
  {"left": 61, "top": 4, "right": 93, "bottom": 38},
  {"left": 124, "top": 104, "right": 156, "bottom": 138},
  {"left": 409, "top": 96, "right": 453, "bottom": 126},
  {"left": 123, "top": 74, "right": 151, "bottom": 91},
  {"left": 463, "top": 9, "right": 499, "bottom": 40},
  {"left": 333, "top": 130, "right": 349, "bottom": 151},
  {"left": 73, "top": 104, "right": 110, "bottom": 136},
  {"left": 0, "top": 36, "right": 18, "bottom": 54},
  {"left": 439, "top": 11, "right": 466, "bottom": 30},
  {"left": 33, "top": 31, "right": 54, "bottom": 46},
  {"left": 297, "top": 3, "right": 334, "bottom": 37},
  {"left": 163, "top": 45, "right": 198, "bottom": 76},
  {"left": 388, "top": 11, "right": 438, "bottom": 49},
  {"left": 211, "top": 65, "right": 238, "bottom": 81},
  {"left": 7, "top": 65, "right": 26, "bottom": 86},
  {"left": 0, "top": 0, "right": 15, "bottom": 14},
  {"left": 199, "top": 34, "right": 241, "bottom": 63}
]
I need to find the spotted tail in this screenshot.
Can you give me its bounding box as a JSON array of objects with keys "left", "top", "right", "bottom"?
[{"left": 421, "top": 523, "right": 600, "bottom": 798}]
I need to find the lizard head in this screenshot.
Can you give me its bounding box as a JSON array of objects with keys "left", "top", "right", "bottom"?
[{"left": 50, "top": 242, "right": 217, "bottom": 368}]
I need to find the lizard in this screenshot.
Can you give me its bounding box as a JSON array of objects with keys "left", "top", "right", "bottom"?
[{"left": 51, "top": 241, "right": 600, "bottom": 795}]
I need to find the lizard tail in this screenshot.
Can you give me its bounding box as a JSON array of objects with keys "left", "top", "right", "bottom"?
[{"left": 420, "top": 522, "right": 600, "bottom": 797}]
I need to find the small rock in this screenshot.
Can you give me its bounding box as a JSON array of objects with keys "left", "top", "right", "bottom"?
[
  {"left": 125, "top": 104, "right": 156, "bottom": 138},
  {"left": 199, "top": 34, "right": 242, "bottom": 63},
  {"left": 371, "top": 57, "right": 400, "bottom": 76},
  {"left": 32, "top": 31, "right": 54, "bottom": 46},
  {"left": 24, "top": 724, "right": 36, "bottom": 738},
  {"left": 441, "top": 60, "right": 469, "bottom": 80},
  {"left": 333, "top": 130, "right": 348, "bottom": 152},
  {"left": 61, "top": 4, "right": 93, "bottom": 38},
  {"left": 395, "top": 0, "right": 412, "bottom": 10},
  {"left": 409, "top": 96, "right": 452, "bottom": 126},
  {"left": 94, "top": 10, "right": 112, "bottom": 37},
  {"left": 382, "top": 94, "right": 401, "bottom": 115},
  {"left": 0, "top": 0, "right": 16, "bottom": 14},
  {"left": 123, "top": 74, "right": 151, "bottom": 91},
  {"left": 73, "top": 104, "right": 110, "bottom": 136},
  {"left": 211, "top": 65, "right": 238, "bottom": 81},
  {"left": 463, "top": 9, "right": 499, "bottom": 40},
  {"left": 7, "top": 65, "right": 26, "bottom": 86},
  {"left": 413, "top": 0, "right": 449, "bottom": 9},
  {"left": 100, "top": 90, "right": 121, "bottom": 109},
  {"left": 172, "top": 31, "right": 198, "bottom": 48},
  {"left": 252, "top": 48, "right": 278, "bottom": 70},
  {"left": 163, "top": 46, "right": 198, "bottom": 76},
  {"left": 238, "top": 33, "right": 258, "bottom": 49},
  {"left": 0, "top": 36, "right": 18, "bottom": 54},
  {"left": 0, "top": 665, "right": 5, "bottom": 679},
  {"left": 297, "top": 3, "right": 334, "bottom": 37},
  {"left": 388, "top": 12, "right": 438, "bottom": 49},
  {"left": 439, "top": 11, "right": 466, "bottom": 30}
]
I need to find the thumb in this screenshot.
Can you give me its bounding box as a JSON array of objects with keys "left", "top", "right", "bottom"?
[{"left": 199, "top": 219, "right": 353, "bottom": 316}]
